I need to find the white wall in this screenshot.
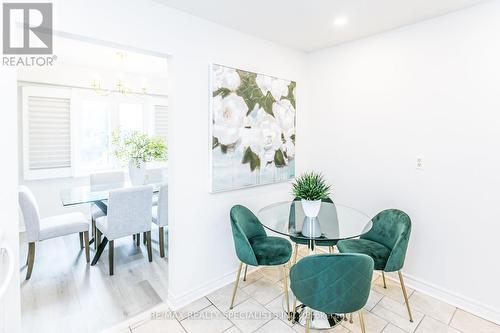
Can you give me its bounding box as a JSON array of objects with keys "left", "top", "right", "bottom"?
[
  {"left": 306, "top": 0, "right": 500, "bottom": 323},
  {"left": 9, "top": 0, "right": 306, "bottom": 315},
  {"left": 0, "top": 68, "right": 21, "bottom": 333}
]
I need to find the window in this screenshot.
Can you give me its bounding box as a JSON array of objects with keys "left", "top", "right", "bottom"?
[
  {"left": 22, "top": 86, "right": 167, "bottom": 179},
  {"left": 77, "top": 100, "right": 110, "bottom": 173},
  {"left": 22, "top": 86, "right": 72, "bottom": 180}
]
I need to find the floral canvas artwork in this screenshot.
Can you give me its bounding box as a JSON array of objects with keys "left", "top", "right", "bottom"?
[{"left": 210, "top": 64, "right": 296, "bottom": 192}]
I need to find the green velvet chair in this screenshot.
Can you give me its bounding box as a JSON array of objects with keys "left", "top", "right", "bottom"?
[
  {"left": 290, "top": 253, "right": 374, "bottom": 333},
  {"left": 230, "top": 205, "right": 293, "bottom": 311},
  {"left": 337, "top": 209, "right": 413, "bottom": 322},
  {"left": 289, "top": 197, "right": 337, "bottom": 264}
]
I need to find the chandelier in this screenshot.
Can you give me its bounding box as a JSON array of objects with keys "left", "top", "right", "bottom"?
[{"left": 91, "top": 51, "right": 148, "bottom": 96}]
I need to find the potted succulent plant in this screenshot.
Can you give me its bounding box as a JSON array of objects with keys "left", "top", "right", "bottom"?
[
  {"left": 292, "top": 172, "right": 331, "bottom": 237},
  {"left": 112, "top": 130, "right": 167, "bottom": 185}
]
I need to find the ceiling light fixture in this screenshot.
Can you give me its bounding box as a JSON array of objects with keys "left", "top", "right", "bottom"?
[{"left": 333, "top": 17, "right": 349, "bottom": 27}]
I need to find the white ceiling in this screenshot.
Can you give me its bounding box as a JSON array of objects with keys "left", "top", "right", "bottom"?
[
  {"left": 53, "top": 36, "right": 168, "bottom": 76},
  {"left": 155, "top": 0, "right": 490, "bottom": 52}
]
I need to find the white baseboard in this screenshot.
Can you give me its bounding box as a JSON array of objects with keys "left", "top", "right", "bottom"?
[
  {"left": 167, "top": 265, "right": 244, "bottom": 310},
  {"left": 387, "top": 272, "right": 500, "bottom": 325}
]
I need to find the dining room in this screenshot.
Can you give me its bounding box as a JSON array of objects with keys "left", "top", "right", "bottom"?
[
  {"left": 1, "top": 0, "right": 500, "bottom": 333},
  {"left": 15, "top": 34, "right": 170, "bottom": 333}
]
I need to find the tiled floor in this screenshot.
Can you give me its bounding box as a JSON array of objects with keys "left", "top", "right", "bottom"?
[{"left": 113, "top": 247, "right": 500, "bottom": 333}]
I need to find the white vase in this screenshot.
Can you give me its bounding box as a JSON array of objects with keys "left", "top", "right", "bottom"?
[
  {"left": 301, "top": 217, "right": 322, "bottom": 238},
  {"left": 301, "top": 199, "right": 322, "bottom": 218},
  {"left": 129, "top": 159, "right": 146, "bottom": 185}
]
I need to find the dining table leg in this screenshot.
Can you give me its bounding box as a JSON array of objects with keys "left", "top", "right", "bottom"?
[{"left": 91, "top": 237, "right": 108, "bottom": 266}]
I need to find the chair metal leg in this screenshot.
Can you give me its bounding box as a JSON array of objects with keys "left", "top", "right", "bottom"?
[
  {"left": 146, "top": 231, "right": 152, "bottom": 262},
  {"left": 292, "top": 243, "right": 299, "bottom": 265},
  {"left": 133, "top": 234, "right": 136, "bottom": 241},
  {"left": 230, "top": 262, "right": 243, "bottom": 309},
  {"left": 83, "top": 231, "right": 90, "bottom": 263},
  {"left": 382, "top": 271, "right": 387, "bottom": 288},
  {"left": 291, "top": 296, "right": 297, "bottom": 323},
  {"left": 79, "top": 232, "right": 84, "bottom": 249},
  {"left": 358, "top": 310, "right": 366, "bottom": 333},
  {"left": 282, "top": 264, "right": 290, "bottom": 318},
  {"left": 329, "top": 245, "right": 333, "bottom": 253},
  {"left": 159, "top": 227, "right": 165, "bottom": 258},
  {"left": 143, "top": 232, "right": 147, "bottom": 245},
  {"left": 243, "top": 264, "right": 248, "bottom": 281},
  {"left": 109, "top": 240, "right": 114, "bottom": 275},
  {"left": 305, "top": 307, "right": 311, "bottom": 333},
  {"left": 136, "top": 233, "right": 140, "bottom": 246},
  {"left": 26, "top": 242, "right": 35, "bottom": 280},
  {"left": 92, "top": 219, "right": 96, "bottom": 250},
  {"left": 398, "top": 271, "right": 414, "bottom": 322},
  {"left": 349, "top": 313, "right": 353, "bottom": 323}
]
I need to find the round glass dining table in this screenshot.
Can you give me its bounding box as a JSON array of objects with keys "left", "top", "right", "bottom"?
[{"left": 257, "top": 201, "right": 373, "bottom": 330}]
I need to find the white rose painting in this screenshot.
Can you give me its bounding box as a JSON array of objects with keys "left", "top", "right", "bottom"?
[{"left": 210, "top": 64, "right": 296, "bottom": 192}]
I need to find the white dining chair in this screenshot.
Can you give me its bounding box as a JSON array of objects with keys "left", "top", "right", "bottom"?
[
  {"left": 152, "top": 183, "right": 168, "bottom": 258},
  {"left": 144, "top": 168, "right": 164, "bottom": 206},
  {"left": 18, "top": 186, "right": 90, "bottom": 280},
  {"left": 89, "top": 171, "right": 125, "bottom": 245},
  {"left": 95, "top": 185, "right": 153, "bottom": 275}
]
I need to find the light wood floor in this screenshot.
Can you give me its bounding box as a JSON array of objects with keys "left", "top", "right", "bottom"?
[{"left": 19, "top": 228, "right": 169, "bottom": 333}]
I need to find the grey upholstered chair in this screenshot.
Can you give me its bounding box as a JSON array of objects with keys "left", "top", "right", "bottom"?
[
  {"left": 18, "top": 186, "right": 90, "bottom": 280},
  {"left": 89, "top": 171, "right": 125, "bottom": 246},
  {"left": 152, "top": 183, "right": 168, "bottom": 257},
  {"left": 95, "top": 185, "right": 153, "bottom": 275}
]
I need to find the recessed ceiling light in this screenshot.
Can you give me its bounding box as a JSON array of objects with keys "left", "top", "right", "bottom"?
[{"left": 333, "top": 17, "right": 349, "bottom": 27}]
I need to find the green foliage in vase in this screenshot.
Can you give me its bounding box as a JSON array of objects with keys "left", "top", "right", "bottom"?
[
  {"left": 292, "top": 172, "right": 331, "bottom": 201},
  {"left": 112, "top": 130, "right": 167, "bottom": 167}
]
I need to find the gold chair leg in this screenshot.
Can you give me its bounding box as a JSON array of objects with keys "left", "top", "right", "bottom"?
[
  {"left": 305, "top": 307, "right": 311, "bottom": 333},
  {"left": 291, "top": 296, "right": 298, "bottom": 323},
  {"left": 159, "top": 226, "right": 165, "bottom": 258},
  {"left": 79, "top": 232, "right": 84, "bottom": 249},
  {"left": 83, "top": 231, "right": 90, "bottom": 263},
  {"left": 349, "top": 313, "right": 353, "bottom": 323},
  {"left": 243, "top": 264, "right": 248, "bottom": 281},
  {"left": 382, "top": 271, "right": 387, "bottom": 288},
  {"left": 109, "top": 240, "right": 114, "bottom": 275},
  {"left": 230, "top": 262, "right": 243, "bottom": 309},
  {"left": 293, "top": 243, "right": 299, "bottom": 265},
  {"left": 146, "top": 231, "right": 152, "bottom": 262},
  {"left": 282, "top": 264, "right": 290, "bottom": 318},
  {"left": 398, "top": 271, "right": 413, "bottom": 322},
  {"left": 328, "top": 245, "right": 333, "bottom": 253},
  {"left": 358, "top": 310, "right": 366, "bottom": 333},
  {"left": 26, "top": 242, "right": 35, "bottom": 280}
]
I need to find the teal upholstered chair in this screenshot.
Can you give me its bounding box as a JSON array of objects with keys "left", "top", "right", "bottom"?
[
  {"left": 230, "top": 205, "right": 293, "bottom": 310},
  {"left": 337, "top": 209, "right": 413, "bottom": 321},
  {"left": 290, "top": 197, "right": 336, "bottom": 264},
  {"left": 290, "top": 254, "right": 374, "bottom": 333}
]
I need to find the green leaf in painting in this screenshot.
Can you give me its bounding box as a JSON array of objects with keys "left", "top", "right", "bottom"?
[
  {"left": 213, "top": 87, "right": 231, "bottom": 98},
  {"left": 281, "top": 81, "right": 296, "bottom": 109},
  {"left": 274, "top": 149, "right": 286, "bottom": 168},
  {"left": 236, "top": 69, "right": 276, "bottom": 116},
  {"left": 221, "top": 144, "right": 228, "bottom": 154},
  {"left": 290, "top": 134, "right": 295, "bottom": 144},
  {"left": 242, "top": 147, "right": 261, "bottom": 172},
  {"left": 212, "top": 137, "right": 219, "bottom": 149}
]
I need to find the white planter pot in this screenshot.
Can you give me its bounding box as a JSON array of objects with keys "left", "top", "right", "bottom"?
[
  {"left": 129, "top": 159, "right": 146, "bottom": 185},
  {"left": 301, "top": 217, "right": 322, "bottom": 238},
  {"left": 301, "top": 199, "right": 322, "bottom": 218}
]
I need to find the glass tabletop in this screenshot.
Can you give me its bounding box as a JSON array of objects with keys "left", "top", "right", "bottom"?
[
  {"left": 60, "top": 182, "right": 163, "bottom": 206},
  {"left": 257, "top": 201, "right": 373, "bottom": 241}
]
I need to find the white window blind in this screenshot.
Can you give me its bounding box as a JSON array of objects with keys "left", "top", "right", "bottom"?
[
  {"left": 154, "top": 105, "right": 168, "bottom": 141},
  {"left": 23, "top": 87, "right": 73, "bottom": 179}
]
